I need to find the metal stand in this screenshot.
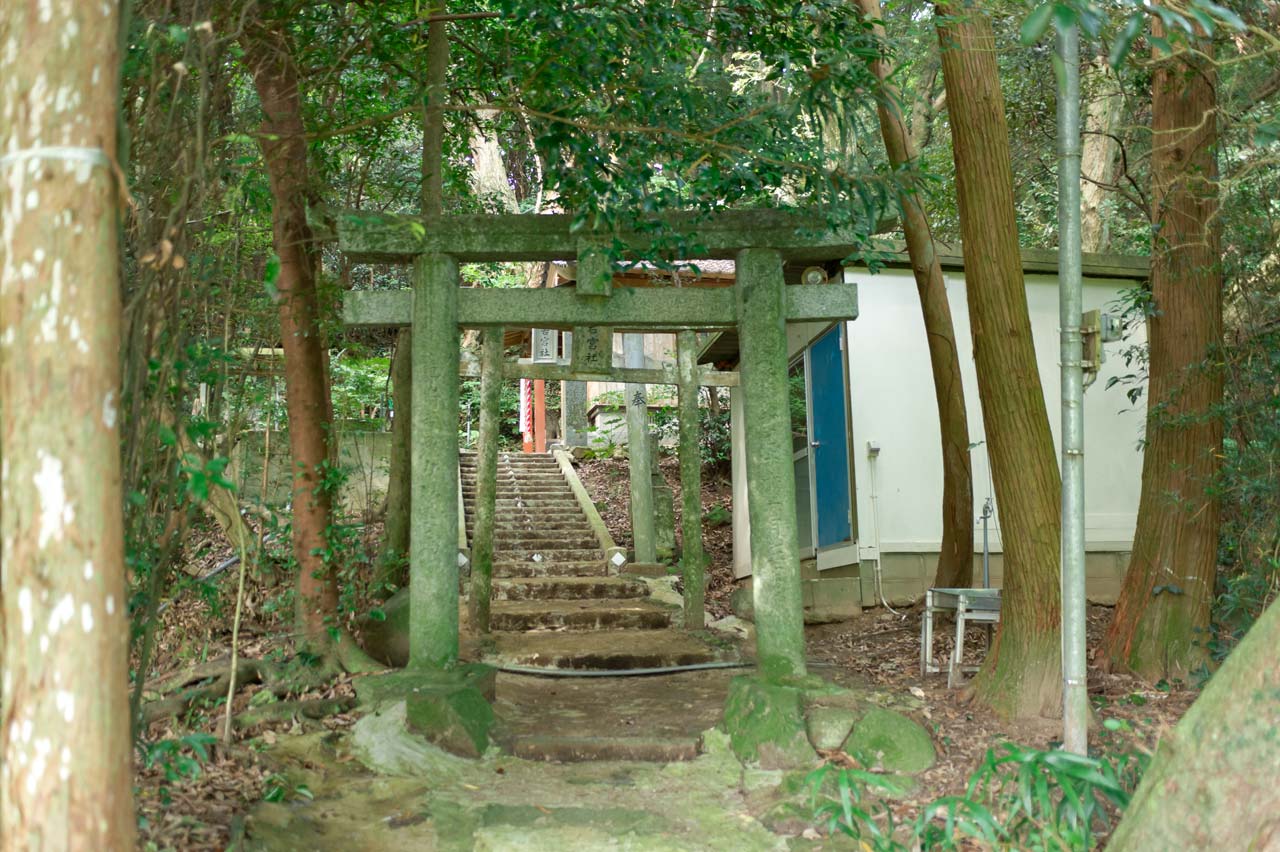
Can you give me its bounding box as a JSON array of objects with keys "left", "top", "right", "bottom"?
[{"left": 920, "top": 587, "right": 1002, "bottom": 687}]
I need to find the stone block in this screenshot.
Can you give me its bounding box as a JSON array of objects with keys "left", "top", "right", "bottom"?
[
  {"left": 843, "top": 706, "right": 935, "bottom": 774},
  {"left": 653, "top": 483, "right": 676, "bottom": 561},
  {"left": 729, "top": 585, "right": 754, "bottom": 621},
  {"left": 355, "top": 663, "right": 498, "bottom": 707},
  {"left": 621, "top": 562, "right": 668, "bottom": 578},
  {"left": 722, "top": 675, "right": 815, "bottom": 770},
  {"left": 405, "top": 680, "right": 496, "bottom": 759},
  {"left": 805, "top": 705, "right": 858, "bottom": 751},
  {"left": 807, "top": 578, "right": 862, "bottom": 621}
]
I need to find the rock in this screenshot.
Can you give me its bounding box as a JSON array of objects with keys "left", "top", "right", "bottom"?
[
  {"left": 722, "top": 675, "right": 816, "bottom": 770},
  {"left": 707, "top": 615, "right": 752, "bottom": 641},
  {"left": 729, "top": 586, "right": 755, "bottom": 621},
  {"left": 843, "top": 706, "right": 936, "bottom": 774},
  {"left": 359, "top": 588, "right": 410, "bottom": 667},
  {"left": 805, "top": 705, "right": 859, "bottom": 752},
  {"left": 405, "top": 680, "right": 496, "bottom": 759}
]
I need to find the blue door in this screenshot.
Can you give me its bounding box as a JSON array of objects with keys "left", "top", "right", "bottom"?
[{"left": 809, "top": 326, "right": 853, "bottom": 547}]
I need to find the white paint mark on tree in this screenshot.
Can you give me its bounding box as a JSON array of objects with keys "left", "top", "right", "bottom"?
[
  {"left": 27, "top": 738, "right": 51, "bottom": 795},
  {"left": 48, "top": 592, "right": 74, "bottom": 634},
  {"left": 54, "top": 690, "right": 74, "bottom": 722},
  {"left": 80, "top": 602, "right": 94, "bottom": 632},
  {"left": 33, "top": 451, "right": 73, "bottom": 547},
  {"left": 84, "top": 560, "right": 94, "bottom": 580},
  {"left": 102, "top": 390, "right": 117, "bottom": 428},
  {"left": 105, "top": 594, "right": 115, "bottom": 615},
  {"left": 18, "top": 586, "right": 34, "bottom": 634}
]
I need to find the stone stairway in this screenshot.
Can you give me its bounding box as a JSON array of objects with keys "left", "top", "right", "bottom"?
[{"left": 459, "top": 451, "right": 726, "bottom": 672}]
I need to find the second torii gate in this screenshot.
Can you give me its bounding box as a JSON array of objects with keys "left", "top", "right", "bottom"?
[{"left": 339, "top": 209, "right": 861, "bottom": 682}]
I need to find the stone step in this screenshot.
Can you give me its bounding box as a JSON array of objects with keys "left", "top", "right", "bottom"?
[
  {"left": 490, "top": 533, "right": 600, "bottom": 546},
  {"left": 490, "top": 599, "right": 673, "bottom": 632},
  {"left": 493, "top": 576, "right": 649, "bottom": 601},
  {"left": 493, "top": 560, "right": 610, "bottom": 578},
  {"left": 461, "top": 488, "right": 576, "bottom": 498},
  {"left": 470, "top": 525, "right": 597, "bottom": 538},
  {"left": 461, "top": 473, "right": 567, "bottom": 482},
  {"left": 469, "top": 518, "right": 595, "bottom": 530},
  {"left": 504, "top": 735, "right": 701, "bottom": 764},
  {"left": 487, "top": 629, "right": 729, "bottom": 670},
  {"left": 480, "top": 501, "right": 583, "bottom": 511},
  {"left": 498, "top": 548, "right": 605, "bottom": 562},
  {"left": 467, "top": 513, "right": 591, "bottom": 525}
]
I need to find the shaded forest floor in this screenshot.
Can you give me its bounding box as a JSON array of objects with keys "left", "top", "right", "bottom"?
[{"left": 132, "top": 457, "right": 1198, "bottom": 850}]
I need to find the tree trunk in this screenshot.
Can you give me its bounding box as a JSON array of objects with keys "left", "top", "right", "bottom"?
[
  {"left": 1102, "top": 28, "right": 1222, "bottom": 682},
  {"left": 242, "top": 20, "right": 338, "bottom": 650},
  {"left": 1080, "top": 57, "right": 1123, "bottom": 253},
  {"left": 378, "top": 329, "right": 412, "bottom": 592},
  {"left": 935, "top": 4, "right": 1063, "bottom": 718},
  {"left": 0, "top": 2, "right": 136, "bottom": 846},
  {"left": 1106, "top": 600, "right": 1280, "bottom": 849},
  {"left": 859, "top": 0, "right": 974, "bottom": 589}
]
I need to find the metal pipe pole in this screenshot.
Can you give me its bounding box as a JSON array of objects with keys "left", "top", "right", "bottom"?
[{"left": 1057, "top": 21, "right": 1089, "bottom": 755}]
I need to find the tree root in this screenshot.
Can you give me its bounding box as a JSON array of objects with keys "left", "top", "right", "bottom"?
[
  {"left": 232, "top": 697, "right": 355, "bottom": 730},
  {"left": 141, "top": 639, "right": 384, "bottom": 728},
  {"left": 141, "top": 659, "right": 271, "bottom": 726}
]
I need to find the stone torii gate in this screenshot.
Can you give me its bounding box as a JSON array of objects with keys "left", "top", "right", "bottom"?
[{"left": 339, "top": 209, "right": 860, "bottom": 692}]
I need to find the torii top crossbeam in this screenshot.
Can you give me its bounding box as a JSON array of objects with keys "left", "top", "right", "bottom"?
[{"left": 339, "top": 209, "right": 862, "bottom": 332}]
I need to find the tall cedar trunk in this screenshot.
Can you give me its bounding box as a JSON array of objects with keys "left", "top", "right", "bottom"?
[
  {"left": 1102, "top": 30, "right": 1222, "bottom": 681},
  {"left": 935, "top": 4, "right": 1063, "bottom": 718},
  {"left": 1080, "top": 57, "right": 1123, "bottom": 253},
  {"left": 859, "top": 0, "right": 974, "bottom": 588},
  {"left": 242, "top": 21, "right": 338, "bottom": 648},
  {"left": 381, "top": 6, "right": 448, "bottom": 574},
  {"left": 1106, "top": 600, "right": 1280, "bottom": 849},
  {"left": 0, "top": 2, "right": 136, "bottom": 845}
]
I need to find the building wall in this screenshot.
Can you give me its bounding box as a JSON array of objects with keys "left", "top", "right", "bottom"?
[
  {"left": 844, "top": 267, "right": 1146, "bottom": 564},
  {"left": 732, "top": 265, "right": 1147, "bottom": 604}
]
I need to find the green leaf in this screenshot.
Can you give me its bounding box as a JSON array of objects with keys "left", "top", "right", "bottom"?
[
  {"left": 1020, "top": 3, "right": 1055, "bottom": 46},
  {"left": 368, "top": 607, "right": 387, "bottom": 622},
  {"left": 158, "top": 424, "right": 178, "bottom": 447},
  {"left": 263, "top": 254, "right": 281, "bottom": 301},
  {"left": 1195, "top": 0, "right": 1245, "bottom": 30},
  {"left": 1109, "top": 12, "right": 1144, "bottom": 70}
]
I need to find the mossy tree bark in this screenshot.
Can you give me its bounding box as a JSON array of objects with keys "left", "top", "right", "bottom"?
[
  {"left": 243, "top": 18, "right": 338, "bottom": 650},
  {"left": 1106, "top": 599, "right": 1280, "bottom": 849},
  {"left": 1102, "top": 27, "right": 1222, "bottom": 682},
  {"left": 1080, "top": 57, "right": 1124, "bottom": 254},
  {"left": 935, "top": 3, "right": 1063, "bottom": 718},
  {"left": 859, "top": 0, "right": 974, "bottom": 589},
  {"left": 0, "top": 1, "right": 135, "bottom": 845}
]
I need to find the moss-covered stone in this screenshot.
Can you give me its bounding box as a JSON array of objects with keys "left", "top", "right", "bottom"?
[
  {"left": 804, "top": 706, "right": 859, "bottom": 751},
  {"left": 843, "top": 706, "right": 935, "bottom": 774},
  {"left": 360, "top": 586, "right": 410, "bottom": 667},
  {"left": 405, "top": 681, "right": 496, "bottom": 759},
  {"left": 723, "top": 675, "right": 816, "bottom": 770},
  {"left": 730, "top": 585, "right": 755, "bottom": 621},
  {"left": 354, "top": 662, "right": 497, "bottom": 707}
]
